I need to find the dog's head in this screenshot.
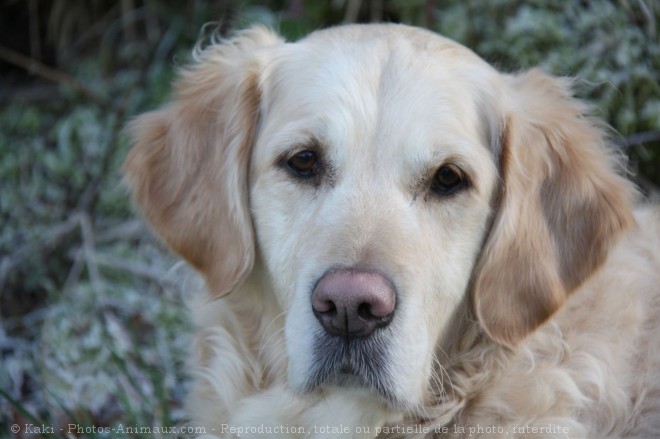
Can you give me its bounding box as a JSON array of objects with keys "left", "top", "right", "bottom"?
[{"left": 124, "top": 24, "right": 634, "bottom": 411}]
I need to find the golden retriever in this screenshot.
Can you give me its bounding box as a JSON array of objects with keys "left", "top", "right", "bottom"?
[{"left": 124, "top": 24, "right": 660, "bottom": 438}]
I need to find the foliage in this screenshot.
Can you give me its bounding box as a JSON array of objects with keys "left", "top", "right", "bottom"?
[
  {"left": 1, "top": 1, "right": 209, "bottom": 435},
  {"left": 1, "top": 0, "right": 658, "bottom": 436},
  {"left": 432, "top": 0, "right": 660, "bottom": 184}
]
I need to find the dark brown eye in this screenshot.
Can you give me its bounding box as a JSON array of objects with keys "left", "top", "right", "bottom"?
[
  {"left": 286, "top": 150, "right": 319, "bottom": 177},
  {"left": 431, "top": 164, "right": 466, "bottom": 195}
]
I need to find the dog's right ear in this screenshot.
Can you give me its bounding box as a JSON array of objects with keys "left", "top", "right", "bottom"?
[{"left": 123, "top": 27, "right": 283, "bottom": 297}]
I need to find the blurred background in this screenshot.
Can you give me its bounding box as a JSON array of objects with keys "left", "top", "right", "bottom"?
[{"left": 1, "top": 0, "right": 658, "bottom": 437}]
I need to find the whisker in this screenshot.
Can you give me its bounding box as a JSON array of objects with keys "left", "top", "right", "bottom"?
[
  {"left": 256, "top": 310, "right": 287, "bottom": 364},
  {"left": 254, "top": 310, "right": 288, "bottom": 385},
  {"left": 432, "top": 350, "right": 456, "bottom": 401}
]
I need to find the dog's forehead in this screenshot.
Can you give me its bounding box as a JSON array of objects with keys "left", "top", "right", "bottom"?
[
  {"left": 268, "top": 27, "right": 490, "bottom": 104},
  {"left": 259, "top": 25, "right": 499, "bottom": 157}
]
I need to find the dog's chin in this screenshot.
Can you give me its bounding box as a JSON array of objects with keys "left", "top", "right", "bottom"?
[
  {"left": 301, "top": 370, "right": 404, "bottom": 409},
  {"left": 295, "top": 333, "right": 407, "bottom": 408}
]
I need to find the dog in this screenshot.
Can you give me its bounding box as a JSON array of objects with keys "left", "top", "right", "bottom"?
[{"left": 124, "top": 23, "right": 660, "bottom": 438}]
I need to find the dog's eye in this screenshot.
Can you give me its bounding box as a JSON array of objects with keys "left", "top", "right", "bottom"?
[
  {"left": 431, "top": 164, "right": 466, "bottom": 195},
  {"left": 286, "top": 150, "right": 319, "bottom": 177}
]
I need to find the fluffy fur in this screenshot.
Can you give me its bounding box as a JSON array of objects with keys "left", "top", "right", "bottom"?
[{"left": 124, "top": 24, "right": 660, "bottom": 438}]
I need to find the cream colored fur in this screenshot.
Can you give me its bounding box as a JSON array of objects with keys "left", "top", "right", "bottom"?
[{"left": 124, "top": 24, "right": 660, "bottom": 438}]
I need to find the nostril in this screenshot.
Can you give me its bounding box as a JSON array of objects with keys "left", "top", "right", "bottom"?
[
  {"left": 318, "top": 300, "right": 337, "bottom": 315},
  {"left": 366, "top": 292, "right": 396, "bottom": 318},
  {"left": 312, "top": 291, "right": 337, "bottom": 314},
  {"left": 357, "top": 302, "right": 374, "bottom": 320}
]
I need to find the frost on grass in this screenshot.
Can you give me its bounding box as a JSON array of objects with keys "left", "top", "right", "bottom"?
[
  {"left": 1, "top": 224, "right": 198, "bottom": 430},
  {"left": 39, "top": 271, "right": 193, "bottom": 423}
]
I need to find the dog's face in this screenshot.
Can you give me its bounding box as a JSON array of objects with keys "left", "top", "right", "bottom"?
[
  {"left": 124, "top": 24, "right": 633, "bottom": 412},
  {"left": 249, "top": 30, "right": 500, "bottom": 405}
]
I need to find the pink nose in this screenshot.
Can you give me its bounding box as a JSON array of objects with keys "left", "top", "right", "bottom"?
[{"left": 311, "top": 269, "right": 396, "bottom": 338}]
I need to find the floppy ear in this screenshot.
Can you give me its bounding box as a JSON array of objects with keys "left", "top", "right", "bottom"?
[
  {"left": 473, "top": 69, "right": 636, "bottom": 347},
  {"left": 123, "top": 27, "right": 283, "bottom": 297}
]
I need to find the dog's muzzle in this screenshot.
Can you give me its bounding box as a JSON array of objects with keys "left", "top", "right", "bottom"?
[{"left": 304, "top": 269, "right": 401, "bottom": 403}]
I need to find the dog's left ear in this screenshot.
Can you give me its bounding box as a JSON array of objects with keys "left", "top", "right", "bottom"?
[{"left": 474, "top": 69, "right": 636, "bottom": 347}]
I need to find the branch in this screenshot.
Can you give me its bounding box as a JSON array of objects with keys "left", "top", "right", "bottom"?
[
  {"left": 0, "top": 44, "right": 107, "bottom": 105},
  {"left": 91, "top": 253, "right": 179, "bottom": 289},
  {"left": 0, "top": 214, "right": 81, "bottom": 292},
  {"left": 620, "top": 130, "right": 660, "bottom": 148},
  {"left": 344, "top": 0, "right": 363, "bottom": 23},
  {"left": 79, "top": 212, "right": 104, "bottom": 295}
]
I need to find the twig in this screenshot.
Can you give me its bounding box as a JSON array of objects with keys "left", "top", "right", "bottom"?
[
  {"left": 76, "top": 99, "right": 127, "bottom": 216},
  {"left": 91, "top": 253, "right": 179, "bottom": 289},
  {"left": 0, "top": 44, "right": 106, "bottom": 105},
  {"left": 79, "top": 213, "right": 104, "bottom": 295},
  {"left": 620, "top": 130, "right": 660, "bottom": 148},
  {"left": 370, "top": 0, "right": 383, "bottom": 22},
  {"left": 28, "top": 0, "right": 41, "bottom": 61},
  {"left": 425, "top": 0, "right": 437, "bottom": 29},
  {"left": 121, "top": 0, "right": 137, "bottom": 42},
  {"left": 62, "top": 248, "right": 85, "bottom": 294},
  {"left": 2, "top": 214, "right": 81, "bottom": 271},
  {"left": 0, "top": 258, "right": 10, "bottom": 293},
  {"left": 0, "top": 214, "right": 82, "bottom": 292},
  {"left": 636, "top": 0, "right": 656, "bottom": 38},
  {"left": 344, "top": 0, "right": 363, "bottom": 23},
  {"left": 95, "top": 219, "right": 145, "bottom": 244}
]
